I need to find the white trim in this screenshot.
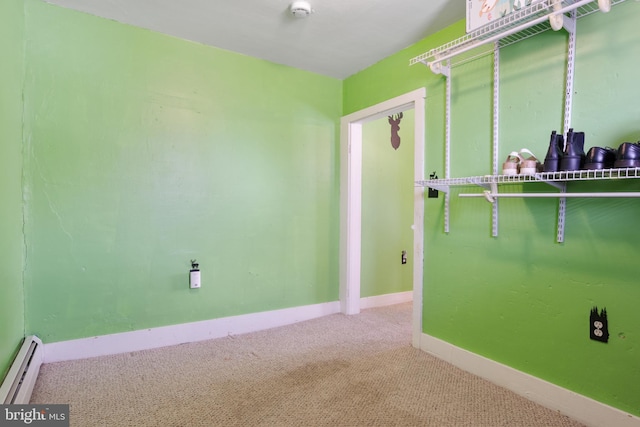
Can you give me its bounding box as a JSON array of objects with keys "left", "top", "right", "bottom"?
[
  {"left": 411, "top": 91, "right": 426, "bottom": 349},
  {"left": 360, "top": 291, "right": 413, "bottom": 310},
  {"left": 340, "top": 120, "right": 363, "bottom": 316},
  {"left": 421, "top": 333, "right": 640, "bottom": 427},
  {"left": 339, "top": 88, "right": 427, "bottom": 349},
  {"left": 44, "top": 301, "right": 340, "bottom": 363}
]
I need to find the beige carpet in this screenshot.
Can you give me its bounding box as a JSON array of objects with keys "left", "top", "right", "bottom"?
[{"left": 31, "top": 303, "right": 584, "bottom": 426}]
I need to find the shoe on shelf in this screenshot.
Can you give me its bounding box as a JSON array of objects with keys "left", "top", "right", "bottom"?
[
  {"left": 543, "top": 130, "right": 564, "bottom": 172},
  {"left": 519, "top": 148, "right": 542, "bottom": 175},
  {"left": 584, "top": 146, "right": 616, "bottom": 170},
  {"left": 614, "top": 141, "right": 640, "bottom": 168},
  {"left": 502, "top": 151, "right": 522, "bottom": 176},
  {"left": 559, "top": 128, "right": 586, "bottom": 171}
]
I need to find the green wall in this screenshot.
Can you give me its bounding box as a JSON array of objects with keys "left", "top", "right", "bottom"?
[
  {"left": 22, "top": 0, "right": 342, "bottom": 343},
  {"left": 4, "top": 0, "right": 638, "bottom": 418},
  {"left": 0, "top": 0, "right": 26, "bottom": 382},
  {"left": 361, "top": 112, "right": 414, "bottom": 298},
  {"left": 345, "top": 2, "right": 640, "bottom": 417}
]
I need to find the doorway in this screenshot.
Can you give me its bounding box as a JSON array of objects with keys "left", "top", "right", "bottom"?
[
  {"left": 339, "top": 88, "right": 426, "bottom": 348},
  {"left": 361, "top": 110, "right": 414, "bottom": 302}
]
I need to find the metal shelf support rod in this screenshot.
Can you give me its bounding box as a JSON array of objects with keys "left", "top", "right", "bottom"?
[
  {"left": 444, "top": 60, "right": 452, "bottom": 233},
  {"left": 492, "top": 42, "right": 500, "bottom": 237},
  {"left": 460, "top": 192, "right": 640, "bottom": 199}
]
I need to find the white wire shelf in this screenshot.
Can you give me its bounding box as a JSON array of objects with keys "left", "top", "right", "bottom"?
[
  {"left": 417, "top": 167, "right": 640, "bottom": 191},
  {"left": 412, "top": 0, "right": 633, "bottom": 242},
  {"left": 410, "top": 0, "right": 627, "bottom": 70}
]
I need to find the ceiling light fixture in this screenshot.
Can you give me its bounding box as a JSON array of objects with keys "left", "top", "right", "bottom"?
[{"left": 290, "top": 1, "right": 312, "bottom": 18}]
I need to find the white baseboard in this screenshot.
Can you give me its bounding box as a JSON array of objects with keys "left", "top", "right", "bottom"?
[
  {"left": 360, "top": 290, "right": 413, "bottom": 309},
  {"left": 421, "top": 333, "right": 640, "bottom": 427},
  {"left": 44, "top": 301, "right": 341, "bottom": 363}
]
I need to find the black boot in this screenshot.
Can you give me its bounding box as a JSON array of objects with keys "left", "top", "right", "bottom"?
[
  {"left": 543, "top": 131, "right": 564, "bottom": 172},
  {"left": 559, "top": 128, "right": 585, "bottom": 171}
]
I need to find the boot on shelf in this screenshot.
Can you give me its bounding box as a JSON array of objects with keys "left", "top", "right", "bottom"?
[
  {"left": 543, "top": 130, "right": 564, "bottom": 172},
  {"left": 559, "top": 128, "right": 585, "bottom": 171}
]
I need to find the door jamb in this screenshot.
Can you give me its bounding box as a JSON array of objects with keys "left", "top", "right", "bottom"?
[{"left": 339, "top": 88, "right": 426, "bottom": 348}]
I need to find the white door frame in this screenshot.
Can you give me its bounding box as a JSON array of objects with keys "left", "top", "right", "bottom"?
[{"left": 339, "top": 88, "right": 426, "bottom": 348}]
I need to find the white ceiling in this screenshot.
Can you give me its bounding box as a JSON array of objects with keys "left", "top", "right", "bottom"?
[{"left": 42, "top": 0, "right": 465, "bottom": 79}]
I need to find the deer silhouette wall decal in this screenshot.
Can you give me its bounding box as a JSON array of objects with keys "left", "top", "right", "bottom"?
[{"left": 388, "top": 112, "right": 403, "bottom": 150}]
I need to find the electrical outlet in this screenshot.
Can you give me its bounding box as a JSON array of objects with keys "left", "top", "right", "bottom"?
[
  {"left": 190, "top": 260, "right": 201, "bottom": 289},
  {"left": 590, "top": 306, "right": 609, "bottom": 343},
  {"left": 190, "top": 270, "right": 201, "bottom": 288}
]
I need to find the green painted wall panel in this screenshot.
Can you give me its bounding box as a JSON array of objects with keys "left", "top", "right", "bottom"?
[
  {"left": 343, "top": 21, "right": 466, "bottom": 117},
  {"left": 345, "top": 2, "right": 640, "bottom": 416},
  {"left": 23, "top": 1, "right": 341, "bottom": 342},
  {"left": 0, "top": 0, "right": 25, "bottom": 382},
  {"left": 361, "top": 111, "right": 415, "bottom": 298}
]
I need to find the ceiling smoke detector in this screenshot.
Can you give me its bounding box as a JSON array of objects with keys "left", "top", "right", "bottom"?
[{"left": 290, "top": 1, "right": 312, "bottom": 18}]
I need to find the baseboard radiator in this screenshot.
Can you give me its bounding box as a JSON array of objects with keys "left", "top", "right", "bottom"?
[{"left": 0, "top": 336, "right": 44, "bottom": 404}]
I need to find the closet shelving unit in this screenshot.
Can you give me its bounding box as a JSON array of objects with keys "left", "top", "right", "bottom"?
[{"left": 410, "top": 0, "right": 635, "bottom": 243}]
